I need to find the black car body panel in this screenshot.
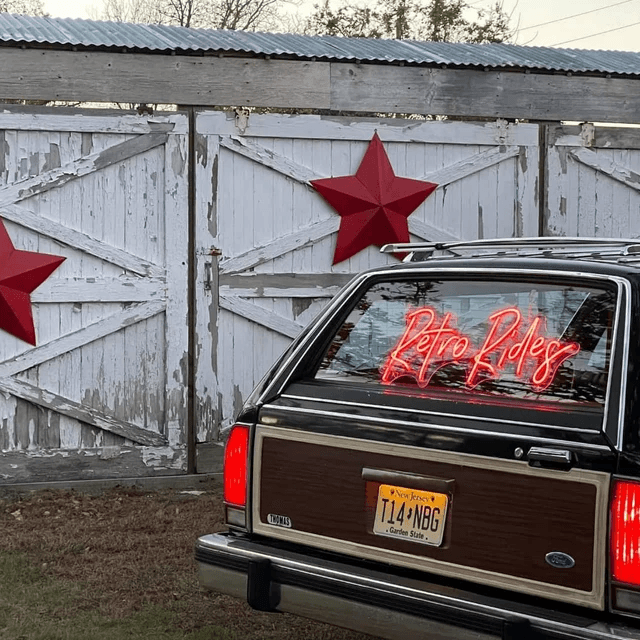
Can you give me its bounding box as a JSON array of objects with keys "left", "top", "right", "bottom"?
[{"left": 196, "top": 240, "right": 640, "bottom": 639}]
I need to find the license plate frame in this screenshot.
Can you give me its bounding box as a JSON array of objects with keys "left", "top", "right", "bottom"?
[{"left": 373, "top": 483, "right": 448, "bottom": 546}]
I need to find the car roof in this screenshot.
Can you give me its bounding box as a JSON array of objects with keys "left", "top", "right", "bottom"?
[{"left": 374, "top": 237, "right": 640, "bottom": 281}]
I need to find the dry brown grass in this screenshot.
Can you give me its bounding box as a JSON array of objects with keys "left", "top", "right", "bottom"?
[{"left": 0, "top": 483, "right": 373, "bottom": 640}]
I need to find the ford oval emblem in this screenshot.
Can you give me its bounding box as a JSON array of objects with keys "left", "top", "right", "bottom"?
[{"left": 545, "top": 551, "right": 575, "bottom": 569}]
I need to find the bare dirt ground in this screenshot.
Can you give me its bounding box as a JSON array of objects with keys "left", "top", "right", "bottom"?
[{"left": 0, "top": 481, "right": 373, "bottom": 640}]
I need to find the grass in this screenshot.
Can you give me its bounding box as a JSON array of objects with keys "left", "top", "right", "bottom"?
[
  {"left": 0, "top": 485, "right": 372, "bottom": 640},
  {"left": 0, "top": 552, "right": 234, "bottom": 639}
]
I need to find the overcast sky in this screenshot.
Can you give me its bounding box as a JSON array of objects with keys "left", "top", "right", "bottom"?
[{"left": 42, "top": 0, "right": 640, "bottom": 51}]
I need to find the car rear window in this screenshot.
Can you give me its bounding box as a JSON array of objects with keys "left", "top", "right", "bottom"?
[{"left": 315, "top": 277, "right": 618, "bottom": 424}]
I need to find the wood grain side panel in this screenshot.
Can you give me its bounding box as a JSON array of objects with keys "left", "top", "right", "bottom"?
[{"left": 258, "top": 436, "right": 597, "bottom": 592}]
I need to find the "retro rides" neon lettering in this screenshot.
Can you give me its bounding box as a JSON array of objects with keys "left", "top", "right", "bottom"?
[{"left": 380, "top": 306, "right": 580, "bottom": 392}]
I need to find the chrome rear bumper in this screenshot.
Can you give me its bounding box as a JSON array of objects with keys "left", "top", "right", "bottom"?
[{"left": 195, "top": 533, "right": 640, "bottom": 640}]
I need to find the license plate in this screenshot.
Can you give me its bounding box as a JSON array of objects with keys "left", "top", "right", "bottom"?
[{"left": 373, "top": 484, "right": 448, "bottom": 546}]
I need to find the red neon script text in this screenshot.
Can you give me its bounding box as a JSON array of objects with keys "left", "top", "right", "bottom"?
[{"left": 380, "top": 306, "right": 580, "bottom": 392}]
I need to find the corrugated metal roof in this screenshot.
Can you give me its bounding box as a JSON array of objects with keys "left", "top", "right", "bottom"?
[{"left": 0, "top": 12, "right": 639, "bottom": 76}]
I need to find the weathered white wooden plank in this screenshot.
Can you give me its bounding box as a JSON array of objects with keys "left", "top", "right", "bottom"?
[
  {"left": 220, "top": 218, "right": 339, "bottom": 275},
  {"left": 220, "top": 136, "right": 320, "bottom": 186},
  {"left": 0, "top": 132, "right": 169, "bottom": 208},
  {"left": 198, "top": 111, "right": 540, "bottom": 146},
  {"left": 0, "top": 300, "right": 165, "bottom": 377},
  {"left": 219, "top": 295, "right": 303, "bottom": 339},
  {"left": 408, "top": 218, "right": 460, "bottom": 242},
  {"left": 220, "top": 285, "right": 341, "bottom": 298},
  {"left": 219, "top": 273, "right": 353, "bottom": 290},
  {"left": 163, "top": 127, "right": 190, "bottom": 448},
  {"left": 420, "top": 146, "right": 520, "bottom": 187},
  {"left": 569, "top": 148, "right": 640, "bottom": 194},
  {"left": 194, "top": 122, "right": 220, "bottom": 443},
  {"left": 517, "top": 145, "right": 540, "bottom": 237},
  {"left": 32, "top": 276, "right": 166, "bottom": 303},
  {"left": 0, "top": 110, "right": 188, "bottom": 134},
  {"left": 0, "top": 446, "right": 187, "bottom": 483},
  {"left": 0, "top": 203, "right": 164, "bottom": 277},
  {"left": 0, "top": 377, "right": 166, "bottom": 446}
]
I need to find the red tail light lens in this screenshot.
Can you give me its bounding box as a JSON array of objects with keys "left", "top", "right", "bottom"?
[
  {"left": 611, "top": 478, "right": 640, "bottom": 586},
  {"left": 223, "top": 425, "right": 249, "bottom": 507}
]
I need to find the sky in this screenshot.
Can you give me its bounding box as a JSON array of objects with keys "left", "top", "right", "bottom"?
[{"left": 42, "top": 0, "right": 640, "bottom": 52}]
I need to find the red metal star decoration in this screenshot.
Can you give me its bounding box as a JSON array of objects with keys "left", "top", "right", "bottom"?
[
  {"left": 311, "top": 133, "right": 438, "bottom": 264},
  {"left": 0, "top": 218, "right": 65, "bottom": 345}
]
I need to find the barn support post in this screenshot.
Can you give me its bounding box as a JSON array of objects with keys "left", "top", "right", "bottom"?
[
  {"left": 187, "top": 106, "right": 197, "bottom": 475},
  {"left": 538, "top": 123, "right": 548, "bottom": 237},
  {"left": 528, "top": 121, "right": 559, "bottom": 237}
]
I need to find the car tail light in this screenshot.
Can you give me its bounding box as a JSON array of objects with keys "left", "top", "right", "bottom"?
[
  {"left": 610, "top": 477, "right": 640, "bottom": 616},
  {"left": 611, "top": 478, "right": 640, "bottom": 587},
  {"left": 224, "top": 424, "right": 250, "bottom": 517}
]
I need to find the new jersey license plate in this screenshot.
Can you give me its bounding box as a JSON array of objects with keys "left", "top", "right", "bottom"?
[{"left": 373, "top": 484, "right": 448, "bottom": 546}]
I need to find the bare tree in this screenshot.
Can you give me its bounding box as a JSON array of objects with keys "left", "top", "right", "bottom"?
[
  {"left": 0, "top": 0, "right": 45, "bottom": 14},
  {"left": 94, "top": 0, "right": 289, "bottom": 30},
  {"left": 96, "top": 0, "right": 163, "bottom": 23},
  {"left": 304, "top": 0, "right": 514, "bottom": 43}
]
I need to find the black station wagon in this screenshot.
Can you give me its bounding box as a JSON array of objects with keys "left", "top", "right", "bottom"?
[{"left": 195, "top": 237, "right": 640, "bottom": 640}]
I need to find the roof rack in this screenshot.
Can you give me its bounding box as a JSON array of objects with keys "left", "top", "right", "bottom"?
[{"left": 380, "top": 237, "right": 640, "bottom": 262}]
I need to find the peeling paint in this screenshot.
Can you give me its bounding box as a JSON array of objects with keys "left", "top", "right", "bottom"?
[
  {"left": 195, "top": 131, "right": 207, "bottom": 167},
  {"left": 81, "top": 132, "right": 93, "bottom": 156},
  {"left": 518, "top": 146, "right": 528, "bottom": 174},
  {"left": 515, "top": 200, "right": 523, "bottom": 237},
  {"left": 209, "top": 153, "right": 218, "bottom": 237},
  {"left": 233, "top": 384, "right": 244, "bottom": 423},
  {"left": 558, "top": 148, "right": 568, "bottom": 174},
  {"left": 43, "top": 143, "right": 61, "bottom": 172},
  {"left": 292, "top": 298, "right": 313, "bottom": 319},
  {"left": 171, "top": 141, "right": 186, "bottom": 176},
  {"left": 141, "top": 446, "right": 186, "bottom": 470},
  {"left": 196, "top": 394, "right": 217, "bottom": 442},
  {"left": 29, "top": 152, "right": 39, "bottom": 177},
  {"left": 0, "top": 131, "right": 9, "bottom": 182}
]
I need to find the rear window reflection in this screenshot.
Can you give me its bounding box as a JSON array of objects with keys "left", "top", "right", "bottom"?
[{"left": 316, "top": 279, "right": 617, "bottom": 417}]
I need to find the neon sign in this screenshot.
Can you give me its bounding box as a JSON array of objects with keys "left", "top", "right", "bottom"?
[{"left": 380, "top": 306, "right": 581, "bottom": 392}]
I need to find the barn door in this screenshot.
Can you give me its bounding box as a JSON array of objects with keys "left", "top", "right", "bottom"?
[
  {"left": 194, "top": 111, "right": 540, "bottom": 446},
  {"left": 545, "top": 124, "right": 640, "bottom": 238},
  {"left": 0, "top": 110, "right": 189, "bottom": 483}
]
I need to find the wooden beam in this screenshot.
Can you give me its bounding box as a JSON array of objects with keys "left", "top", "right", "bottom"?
[
  {"left": 220, "top": 285, "right": 342, "bottom": 298},
  {"left": 0, "top": 49, "right": 638, "bottom": 123},
  {"left": 1, "top": 203, "right": 164, "bottom": 277},
  {"left": 32, "top": 276, "right": 166, "bottom": 303},
  {"left": 219, "top": 218, "right": 339, "bottom": 274},
  {"left": 219, "top": 273, "right": 353, "bottom": 292},
  {"left": 0, "top": 299, "right": 165, "bottom": 377},
  {"left": 0, "top": 49, "right": 330, "bottom": 110},
  {"left": 409, "top": 218, "right": 460, "bottom": 243},
  {"left": 420, "top": 146, "right": 520, "bottom": 187},
  {"left": 219, "top": 295, "right": 303, "bottom": 339},
  {"left": 220, "top": 136, "right": 319, "bottom": 185},
  {"left": 0, "top": 377, "right": 166, "bottom": 446},
  {"left": 549, "top": 124, "right": 640, "bottom": 150},
  {"left": 330, "top": 65, "right": 640, "bottom": 124},
  {"left": 221, "top": 137, "right": 521, "bottom": 190},
  {"left": 569, "top": 148, "right": 640, "bottom": 193},
  {"left": 0, "top": 111, "right": 186, "bottom": 134},
  {"left": 198, "top": 111, "right": 540, "bottom": 146}
]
